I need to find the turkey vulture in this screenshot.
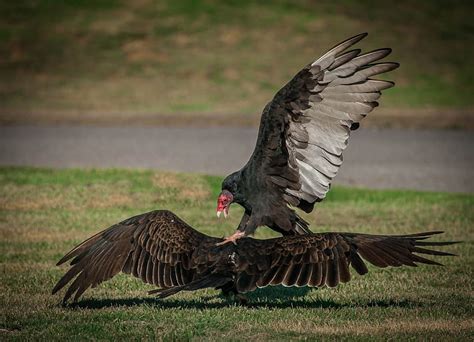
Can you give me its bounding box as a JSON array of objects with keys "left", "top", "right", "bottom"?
[
  {"left": 53, "top": 210, "right": 455, "bottom": 303},
  {"left": 216, "top": 33, "right": 399, "bottom": 243}
]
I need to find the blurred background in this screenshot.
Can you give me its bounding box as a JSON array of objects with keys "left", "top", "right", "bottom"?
[
  {"left": 1, "top": 0, "right": 473, "bottom": 127},
  {"left": 0, "top": 0, "right": 473, "bottom": 193}
]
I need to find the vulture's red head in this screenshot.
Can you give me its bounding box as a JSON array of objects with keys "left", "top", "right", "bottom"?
[{"left": 216, "top": 190, "right": 233, "bottom": 218}]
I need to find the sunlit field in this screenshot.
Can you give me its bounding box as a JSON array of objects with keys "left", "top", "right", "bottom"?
[{"left": 1, "top": 167, "right": 472, "bottom": 340}]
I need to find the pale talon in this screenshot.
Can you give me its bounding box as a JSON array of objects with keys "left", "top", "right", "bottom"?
[{"left": 216, "top": 231, "right": 245, "bottom": 246}]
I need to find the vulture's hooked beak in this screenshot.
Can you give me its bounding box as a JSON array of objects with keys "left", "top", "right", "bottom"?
[
  {"left": 216, "top": 208, "right": 228, "bottom": 218},
  {"left": 216, "top": 190, "right": 233, "bottom": 219}
]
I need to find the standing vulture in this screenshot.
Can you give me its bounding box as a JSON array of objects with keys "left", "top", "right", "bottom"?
[
  {"left": 216, "top": 33, "right": 399, "bottom": 243},
  {"left": 53, "top": 210, "right": 455, "bottom": 303}
]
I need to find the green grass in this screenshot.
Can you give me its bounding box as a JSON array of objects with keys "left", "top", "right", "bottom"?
[
  {"left": 0, "top": 167, "right": 473, "bottom": 340},
  {"left": 0, "top": 1, "right": 473, "bottom": 126}
]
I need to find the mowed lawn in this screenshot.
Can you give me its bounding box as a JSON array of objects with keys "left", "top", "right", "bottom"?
[
  {"left": 1, "top": 1, "right": 473, "bottom": 127},
  {"left": 0, "top": 167, "right": 473, "bottom": 340}
]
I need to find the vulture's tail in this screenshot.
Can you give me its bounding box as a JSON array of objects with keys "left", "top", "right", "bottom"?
[{"left": 148, "top": 275, "right": 231, "bottom": 298}]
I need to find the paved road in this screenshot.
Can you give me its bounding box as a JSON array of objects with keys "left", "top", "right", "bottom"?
[{"left": 1, "top": 125, "right": 473, "bottom": 193}]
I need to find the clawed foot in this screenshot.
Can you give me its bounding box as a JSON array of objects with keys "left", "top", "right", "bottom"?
[
  {"left": 235, "top": 293, "right": 248, "bottom": 305},
  {"left": 216, "top": 231, "right": 245, "bottom": 246},
  {"left": 221, "top": 290, "right": 249, "bottom": 305}
]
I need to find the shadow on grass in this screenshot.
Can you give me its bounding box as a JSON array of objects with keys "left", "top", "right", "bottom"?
[{"left": 67, "top": 286, "right": 418, "bottom": 310}]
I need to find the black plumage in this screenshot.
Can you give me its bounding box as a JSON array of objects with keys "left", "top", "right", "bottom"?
[
  {"left": 218, "top": 33, "right": 399, "bottom": 237},
  {"left": 53, "top": 210, "right": 455, "bottom": 303}
]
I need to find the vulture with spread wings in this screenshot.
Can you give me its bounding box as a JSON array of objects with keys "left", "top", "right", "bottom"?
[
  {"left": 216, "top": 33, "right": 399, "bottom": 243},
  {"left": 53, "top": 210, "right": 455, "bottom": 303}
]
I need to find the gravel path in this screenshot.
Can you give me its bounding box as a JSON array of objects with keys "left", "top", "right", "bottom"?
[{"left": 1, "top": 125, "right": 472, "bottom": 193}]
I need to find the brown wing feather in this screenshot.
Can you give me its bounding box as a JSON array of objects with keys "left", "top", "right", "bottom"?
[
  {"left": 53, "top": 208, "right": 456, "bottom": 301},
  {"left": 52, "top": 210, "right": 220, "bottom": 303},
  {"left": 242, "top": 33, "right": 399, "bottom": 215},
  {"left": 234, "top": 231, "right": 456, "bottom": 293}
]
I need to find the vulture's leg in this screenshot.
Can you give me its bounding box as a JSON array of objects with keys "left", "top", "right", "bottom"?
[
  {"left": 237, "top": 211, "right": 250, "bottom": 231},
  {"left": 216, "top": 231, "right": 245, "bottom": 246},
  {"left": 216, "top": 212, "right": 250, "bottom": 246},
  {"left": 218, "top": 283, "right": 249, "bottom": 305},
  {"left": 221, "top": 291, "right": 248, "bottom": 305},
  {"left": 235, "top": 293, "right": 249, "bottom": 305},
  {"left": 218, "top": 281, "right": 236, "bottom": 297},
  {"left": 234, "top": 293, "right": 249, "bottom": 305}
]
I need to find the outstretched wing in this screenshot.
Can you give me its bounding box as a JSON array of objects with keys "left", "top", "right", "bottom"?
[
  {"left": 234, "top": 231, "right": 455, "bottom": 293},
  {"left": 243, "top": 33, "right": 399, "bottom": 213},
  {"left": 52, "top": 210, "right": 221, "bottom": 302}
]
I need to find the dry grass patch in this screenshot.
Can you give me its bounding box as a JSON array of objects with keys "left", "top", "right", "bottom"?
[
  {"left": 151, "top": 172, "right": 183, "bottom": 189},
  {"left": 152, "top": 171, "right": 211, "bottom": 201},
  {"left": 0, "top": 183, "right": 137, "bottom": 211}
]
